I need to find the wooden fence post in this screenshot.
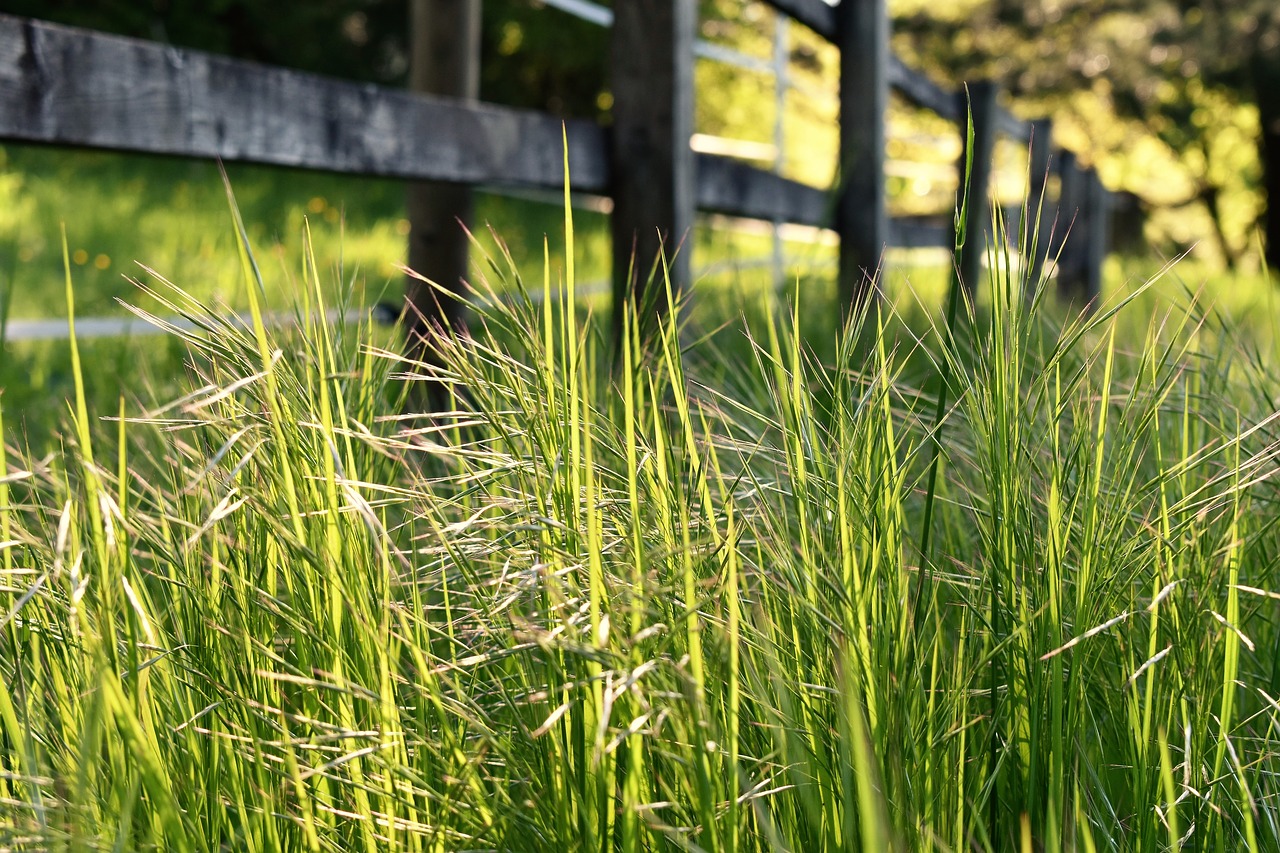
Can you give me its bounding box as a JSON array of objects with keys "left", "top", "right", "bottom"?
[
  {"left": 405, "top": 0, "right": 481, "bottom": 352},
  {"left": 836, "top": 0, "right": 889, "bottom": 314},
  {"left": 1083, "top": 169, "right": 1109, "bottom": 305},
  {"left": 1055, "top": 151, "right": 1103, "bottom": 308},
  {"left": 610, "top": 0, "right": 696, "bottom": 337},
  {"left": 1053, "top": 149, "right": 1080, "bottom": 294},
  {"left": 1025, "top": 117, "right": 1053, "bottom": 293},
  {"left": 955, "top": 80, "right": 998, "bottom": 298}
]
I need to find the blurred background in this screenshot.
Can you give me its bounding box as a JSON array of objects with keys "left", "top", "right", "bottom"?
[{"left": 1, "top": 0, "right": 1278, "bottom": 414}]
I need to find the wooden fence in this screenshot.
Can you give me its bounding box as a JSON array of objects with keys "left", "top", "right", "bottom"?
[{"left": 0, "top": 5, "right": 1111, "bottom": 339}]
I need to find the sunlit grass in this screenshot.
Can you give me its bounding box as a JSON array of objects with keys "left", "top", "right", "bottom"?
[
  {"left": 0, "top": 145, "right": 843, "bottom": 436},
  {"left": 4, "top": 166, "right": 1280, "bottom": 850}
]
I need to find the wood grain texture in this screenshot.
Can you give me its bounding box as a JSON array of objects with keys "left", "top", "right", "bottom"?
[
  {"left": 609, "top": 0, "right": 696, "bottom": 322},
  {"left": 0, "top": 13, "right": 1105, "bottom": 319},
  {"left": 0, "top": 14, "right": 609, "bottom": 191},
  {"left": 838, "top": 0, "right": 889, "bottom": 309},
  {"left": 695, "top": 154, "right": 828, "bottom": 227}
]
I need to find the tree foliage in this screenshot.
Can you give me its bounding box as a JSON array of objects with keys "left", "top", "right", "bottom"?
[{"left": 893, "top": 0, "right": 1280, "bottom": 269}]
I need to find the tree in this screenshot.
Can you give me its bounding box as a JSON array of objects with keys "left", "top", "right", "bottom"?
[{"left": 893, "top": 0, "right": 1280, "bottom": 272}]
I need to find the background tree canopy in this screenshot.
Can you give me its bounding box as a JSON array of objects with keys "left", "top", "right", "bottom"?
[{"left": 894, "top": 0, "right": 1280, "bottom": 270}]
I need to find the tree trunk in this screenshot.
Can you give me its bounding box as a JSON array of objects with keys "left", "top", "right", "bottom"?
[
  {"left": 1253, "top": 51, "right": 1280, "bottom": 276},
  {"left": 406, "top": 0, "right": 481, "bottom": 409},
  {"left": 1201, "top": 183, "right": 1239, "bottom": 271}
]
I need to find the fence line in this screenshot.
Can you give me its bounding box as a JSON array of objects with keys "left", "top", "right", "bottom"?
[{"left": 0, "top": 3, "right": 1112, "bottom": 343}]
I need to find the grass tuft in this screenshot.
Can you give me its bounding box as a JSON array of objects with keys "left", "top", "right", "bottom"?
[{"left": 3, "top": 184, "right": 1280, "bottom": 851}]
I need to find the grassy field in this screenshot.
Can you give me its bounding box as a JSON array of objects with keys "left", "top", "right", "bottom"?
[
  {"left": 4, "top": 147, "right": 1280, "bottom": 850},
  {"left": 0, "top": 144, "right": 850, "bottom": 430}
]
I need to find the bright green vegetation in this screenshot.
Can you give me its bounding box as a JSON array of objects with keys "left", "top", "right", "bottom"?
[
  {"left": 0, "top": 145, "right": 840, "bottom": 428},
  {"left": 3, "top": 165, "right": 1280, "bottom": 851}
]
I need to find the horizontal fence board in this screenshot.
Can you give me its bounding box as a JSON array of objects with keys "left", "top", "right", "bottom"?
[
  {"left": 891, "top": 204, "right": 1025, "bottom": 252},
  {"left": 996, "top": 108, "right": 1032, "bottom": 143},
  {"left": 765, "top": 0, "right": 1037, "bottom": 155},
  {"left": 763, "top": 0, "right": 836, "bottom": 40},
  {"left": 887, "top": 57, "right": 1033, "bottom": 144},
  {"left": 695, "top": 153, "right": 829, "bottom": 227},
  {"left": 0, "top": 14, "right": 1066, "bottom": 290},
  {"left": 692, "top": 155, "right": 1027, "bottom": 254},
  {"left": 693, "top": 39, "right": 774, "bottom": 74},
  {"left": 891, "top": 216, "right": 949, "bottom": 250},
  {"left": 888, "top": 55, "right": 960, "bottom": 122},
  {"left": 539, "top": 0, "right": 615, "bottom": 27},
  {"left": 0, "top": 15, "right": 610, "bottom": 191}
]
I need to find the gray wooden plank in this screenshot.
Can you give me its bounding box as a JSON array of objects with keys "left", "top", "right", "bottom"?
[
  {"left": 763, "top": 0, "right": 837, "bottom": 40},
  {"left": 403, "top": 0, "right": 482, "bottom": 390},
  {"left": 838, "top": 0, "right": 889, "bottom": 309},
  {"left": 890, "top": 205, "right": 1022, "bottom": 253},
  {"left": 695, "top": 156, "right": 1026, "bottom": 256},
  {"left": 996, "top": 106, "right": 1032, "bottom": 143},
  {"left": 695, "top": 153, "right": 829, "bottom": 226},
  {"left": 891, "top": 217, "right": 949, "bottom": 250},
  {"left": 0, "top": 14, "right": 609, "bottom": 191},
  {"left": 889, "top": 55, "right": 961, "bottom": 122},
  {"left": 609, "top": 0, "right": 696, "bottom": 324}
]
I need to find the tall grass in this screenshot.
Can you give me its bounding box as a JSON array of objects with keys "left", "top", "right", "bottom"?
[
  {"left": 3, "top": 180, "right": 1280, "bottom": 851},
  {"left": 0, "top": 144, "right": 847, "bottom": 437}
]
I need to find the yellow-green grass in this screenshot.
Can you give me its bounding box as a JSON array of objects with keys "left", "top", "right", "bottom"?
[
  {"left": 3, "top": 167, "right": 1280, "bottom": 851},
  {"left": 0, "top": 145, "right": 840, "bottom": 322},
  {"left": 0, "top": 145, "right": 845, "bottom": 435}
]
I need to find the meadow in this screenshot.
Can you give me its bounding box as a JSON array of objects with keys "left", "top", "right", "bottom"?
[
  {"left": 0, "top": 145, "right": 840, "bottom": 431},
  {"left": 3, "top": 145, "right": 1280, "bottom": 851}
]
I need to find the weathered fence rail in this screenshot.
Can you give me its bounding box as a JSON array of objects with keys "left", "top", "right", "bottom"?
[
  {"left": 0, "top": 4, "right": 1112, "bottom": 341},
  {"left": 0, "top": 16, "right": 608, "bottom": 190}
]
